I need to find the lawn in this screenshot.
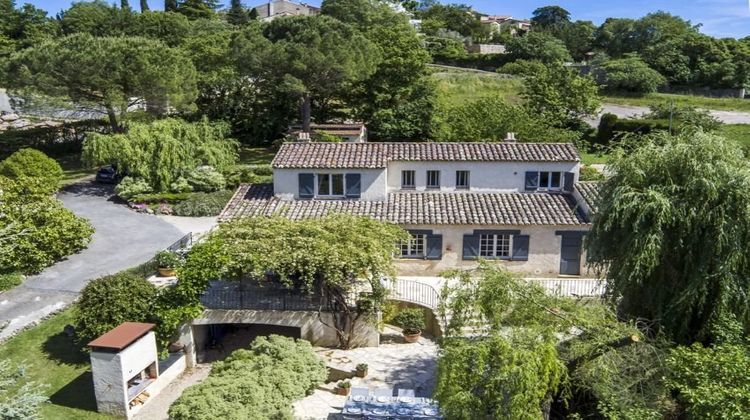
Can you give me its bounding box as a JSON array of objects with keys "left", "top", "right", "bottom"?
[
  {"left": 432, "top": 72, "right": 523, "bottom": 106},
  {"left": 602, "top": 92, "right": 750, "bottom": 113},
  {"left": 720, "top": 124, "right": 750, "bottom": 149},
  {"left": 55, "top": 152, "right": 95, "bottom": 186},
  {"left": 0, "top": 309, "right": 113, "bottom": 420},
  {"left": 238, "top": 146, "right": 276, "bottom": 166}
]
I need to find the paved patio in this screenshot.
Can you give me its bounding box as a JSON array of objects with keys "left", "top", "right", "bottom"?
[{"left": 293, "top": 327, "right": 438, "bottom": 420}]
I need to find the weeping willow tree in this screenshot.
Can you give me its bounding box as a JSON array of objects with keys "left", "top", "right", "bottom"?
[
  {"left": 586, "top": 131, "right": 750, "bottom": 345},
  {"left": 177, "top": 215, "right": 408, "bottom": 348},
  {"left": 82, "top": 118, "right": 238, "bottom": 192}
]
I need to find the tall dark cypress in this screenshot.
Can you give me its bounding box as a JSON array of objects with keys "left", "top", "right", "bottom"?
[
  {"left": 140, "top": 0, "right": 149, "bottom": 11},
  {"left": 121, "top": 0, "right": 130, "bottom": 9},
  {"left": 164, "top": 0, "right": 178, "bottom": 12},
  {"left": 227, "top": 0, "right": 249, "bottom": 25}
]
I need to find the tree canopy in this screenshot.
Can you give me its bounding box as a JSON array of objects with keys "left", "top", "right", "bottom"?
[{"left": 587, "top": 131, "right": 750, "bottom": 345}]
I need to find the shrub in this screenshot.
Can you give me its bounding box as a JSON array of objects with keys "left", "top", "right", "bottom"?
[
  {"left": 129, "top": 192, "right": 191, "bottom": 204},
  {"left": 0, "top": 360, "right": 48, "bottom": 419},
  {"left": 172, "top": 190, "right": 234, "bottom": 217},
  {"left": 0, "top": 180, "right": 94, "bottom": 274},
  {"left": 170, "top": 177, "right": 193, "bottom": 193},
  {"left": 645, "top": 103, "right": 722, "bottom": 132},
  {"left": 0, "top": 272, "right": 23, "bottom": 291},
  {"left": 226, "top": 164, "right": 272, "bottom": 188},
  {"left": 596, "top": 113, "right": 619, "bottom": 145},
  {"left": 392, "top": 308, "right": 425, "bottom": 334},
  {"left": 666, "top": 343, "right": 750, "bottom": 419},
  {"left": 169, "top": 335, "right": 327, "bottom": 420},
  {"left": 186, "top": 166, "right": 225, "bottom": 192},
  {"left": 75, "top": 272, "right": 158, "bottom": 345},
  {"left": 579, "top": 165, "right": 605, "bottom": 181},
  {"left": 0, "top": 148, "right": 63, "bottom": 195},
  {"left": 115, "top": 177, "right": 153, "bottom": 200}
]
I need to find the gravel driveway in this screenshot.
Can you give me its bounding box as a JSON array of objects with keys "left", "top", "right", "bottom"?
[
  {"left": 586, "top": 104, "right": 750, "bottom": 127},
  {"left": 0, "top": 181, "right": 185, "bottom": 341}
]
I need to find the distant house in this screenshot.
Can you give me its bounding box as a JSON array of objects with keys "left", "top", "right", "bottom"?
[
  {"left": 467, "top": 44, "right": 507, "bottom": 55},
  {"left": 480, "top": 15, "right": 530, "bottom": 36},
  {"left": 250, "top": 0, "right": 319, "bottom": 21},
  {"left": 289, "top": 123, "right": 368, "bottom": 143}
]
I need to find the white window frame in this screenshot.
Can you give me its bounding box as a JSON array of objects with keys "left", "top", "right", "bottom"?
[
  {"left": 316, "top": 173, "right": 345, "bottom": 197},
  {"left": 533, "top": 171, "right": 563, "bottom": 191},
  {"left": 427, "top": 170, "right": 441, "bottom": 189},
  {"left": 456, "top": 170, "right": 470, "bottom": 189},
  {"left": 400, "top": 233, "right": 426, "bottom": 258},
  {"left": 401, "top": 170, "right": 416, "bottom": 189},
  {"left": 479, "top": 233, "right": 512, "bottom": 258}
]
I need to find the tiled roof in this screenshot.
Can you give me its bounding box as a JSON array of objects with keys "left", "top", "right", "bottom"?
[
  {"left": 272, "top": 142, "right": 580, "bottom": 169},
  {"left": 575, "top": 182, "right": 600, "bottom": 214},
  {"left": 220, "top": 184, "right": 589, "bottom": 226}
]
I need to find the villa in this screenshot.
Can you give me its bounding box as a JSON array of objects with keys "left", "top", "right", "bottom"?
[{"left": 220, "top": 137, "right": 598, "bottom": 278}]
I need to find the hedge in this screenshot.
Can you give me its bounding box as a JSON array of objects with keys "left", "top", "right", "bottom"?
[
  {"left": 596, "top": 113, "right": 670, "bottom": 145},
  {"left": 0, "top": 119, "right": 108, "bottom": 159},
  {"left": 169, "top": 335, "right": 327, "bottom": 420},
  {"left": 172, "top": 190, "right": 234, "bottom": 217}
]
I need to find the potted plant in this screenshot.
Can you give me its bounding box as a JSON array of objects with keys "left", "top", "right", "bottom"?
[
  {"left": 355, "top": 363, "right": 368, "bottom": 378},
  {"left": 392, "top": 308, "right": 426, "bottom": 343},
  {"left": 155, "top": 250, "right": 180, "bottom": 277},
  {"left": 336, "top": 380, "right": 351, "bottom": 396}
]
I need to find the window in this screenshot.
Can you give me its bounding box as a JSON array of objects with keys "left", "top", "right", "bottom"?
[
  {"left": 479, "top": 234, "right": 511, "bottom": 258},
  {"left": 400, "top": 233, "right": 425, "bottom": 258},
  {"left": 317, "top": 174, "right": 345, "bottom": 196},
  {"left": 456, "top": 170, "right": 470, "bottom": 189},
  {"left": 427, "top": 170, "right": 441, "bottom": 188},
  {"left": 528, "top": 171, "right": 563, "bottom": 190},
  {"left": 401, "top": 170, "right": 415, "bottom": 189}
]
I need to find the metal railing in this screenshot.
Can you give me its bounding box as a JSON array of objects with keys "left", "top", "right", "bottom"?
[
  {"left": 527, "top": 278, "right": 605, "bottom": 297},
  {"left": 167, "top": 232, "right": 193, "bottom": 252},
  {"left": 386, "top": 279, "right": 440, "bottom": 310},
  {"left": 200, "top": 281, "right": 328, "bottom": 312}
]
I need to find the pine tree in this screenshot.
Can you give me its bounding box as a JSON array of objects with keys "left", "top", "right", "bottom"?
[
  {"left": 140, "top": 0, "right": 149, "bottom": 11},
  {"left": 227, "top": 0, "right": 249, "bottom": 25},
  {"left": 121, "top": 0, "right": 130, "bottom": 9},
  {"left": 165, "top": 0, "right": 178, "bottom": 12}
]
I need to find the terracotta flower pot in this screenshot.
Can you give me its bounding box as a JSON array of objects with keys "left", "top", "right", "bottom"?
[
  {"left": 355, "top": 369, "right": 367, "bottom": 378},
  {"left": 336, "top": 386, "right": 351, "bottom": 396},
  {"left": 403, "top": 331, "right": 422, "bottom": 343},
  {"left": 158, "top": 267, "right": 176, "bottom": 277}
]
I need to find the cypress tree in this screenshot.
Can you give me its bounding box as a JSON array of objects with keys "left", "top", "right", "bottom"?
[
  {"left": 165, "top": 0, "right": 178, "bottom": 12},
  {"left": 248, "top": 6, "right": 258, "bottom": 20},
  {"left": 121, "top": 0, "right": 130, "bottom": 9},
  {"left": 140, "top": 0, "right": 149, "bottom": 11}
]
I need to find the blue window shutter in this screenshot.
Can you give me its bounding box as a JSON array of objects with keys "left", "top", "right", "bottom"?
[
  {"left": 512, "top": 235, "right": 530, "bottom": 261},
  {"left": 525, "top": 172, "right": 539, "bottom": 191},
  {"left": 426, "top": 234, "right": 443, "bottom": 260},
  {"left": 299, "top": 173, "right": 314, "bottom": 198},
  {"left": 462, "top": 234, "right": 480, "bottom": 260},
  {"left": 563, "top": 172, "right": 575, "bottom": 192},
  {"left": 345, "top": 173, "right": 361, "bottom": 198}
]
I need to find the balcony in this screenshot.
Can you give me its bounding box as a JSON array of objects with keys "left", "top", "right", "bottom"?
[{"left": 200, "top": 280, "right": 329, "bottom": 312}]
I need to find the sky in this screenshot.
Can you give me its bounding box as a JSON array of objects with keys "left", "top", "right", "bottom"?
[{"left": 21, "top": 0, "right": 750, "bottom": 38}]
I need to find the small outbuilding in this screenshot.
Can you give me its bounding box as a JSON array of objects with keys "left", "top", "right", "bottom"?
[{"left": 89, "top": 322, "right": 159, "bottom": 418}]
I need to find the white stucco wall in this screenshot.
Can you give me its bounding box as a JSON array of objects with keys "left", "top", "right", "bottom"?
[
  {"left": 386, "top": 161, "right": 580, "bottom": 193},
  {"left": 90, "top": 332, "right": 158, "bottom": 418},
  {"left": 273, "top": 168, "right": 387, "bottom": 201},
  {"left": 394, "top": 224, "right": 592, "bottom": 278}
]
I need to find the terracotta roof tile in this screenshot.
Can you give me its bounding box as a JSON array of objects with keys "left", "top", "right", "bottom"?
[
  {"left": 220, "top": 184, "right": 589, "bottom": 226},
  {"left": 575, "top": 181, "right": 601, "bottom": 214},
  {"left": 272, "top": 142, "right": 580, "bottom": 169}
]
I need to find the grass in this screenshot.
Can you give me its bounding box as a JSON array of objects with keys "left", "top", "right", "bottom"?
[
  {"left": 0, "top": 272, "right": 23, "bottom": 291},
  {"left": 720, "top": 124, "right": 750, "bottom": 148},
  {"left": 239, "top": 146, "right": 276, "bottom": 166},
  {"left": 432, "top": 72, "right": 523, "bottom": 106},
  {"left": 602, "top": 92, "right": 750, "bottom": 113},
  {"left": 580, "top": 151, "right": 610, "bottom": 165},
  {"left": 55, "top": 153, "right": 94, "bottom": 186},
  {"left": 0, "top": 309, "right": 113, "bottom": 420}
]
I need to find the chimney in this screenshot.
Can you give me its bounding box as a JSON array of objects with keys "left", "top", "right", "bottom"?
[
  {"left": 504, "top": 132, "right": 517, "bottom": 143},
  {"left": 297, "top": 132, "right": 311, "bottom": 142}
]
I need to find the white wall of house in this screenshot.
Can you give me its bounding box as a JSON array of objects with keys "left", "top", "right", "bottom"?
[
  {"left": 386, "top": 161, "right": 580, "bottom": 193},
  {"left": 273, "top": 168, "right": 388, "bottom": 201},
  {"left": 394, "top": 224, "right": 592, "bottom": 278}
]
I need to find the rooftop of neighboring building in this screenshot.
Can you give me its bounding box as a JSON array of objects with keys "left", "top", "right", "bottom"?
[
  {"left": 271, "top": 142, "right": 581, "bottom": 169},
  {"left": 575, "top": 181, "right": 601, "bottom": 214}
]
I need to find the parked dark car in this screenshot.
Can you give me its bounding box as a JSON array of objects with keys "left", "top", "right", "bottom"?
[{"left": 95, "top": 165, "right": 120, "bottom": 184}]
